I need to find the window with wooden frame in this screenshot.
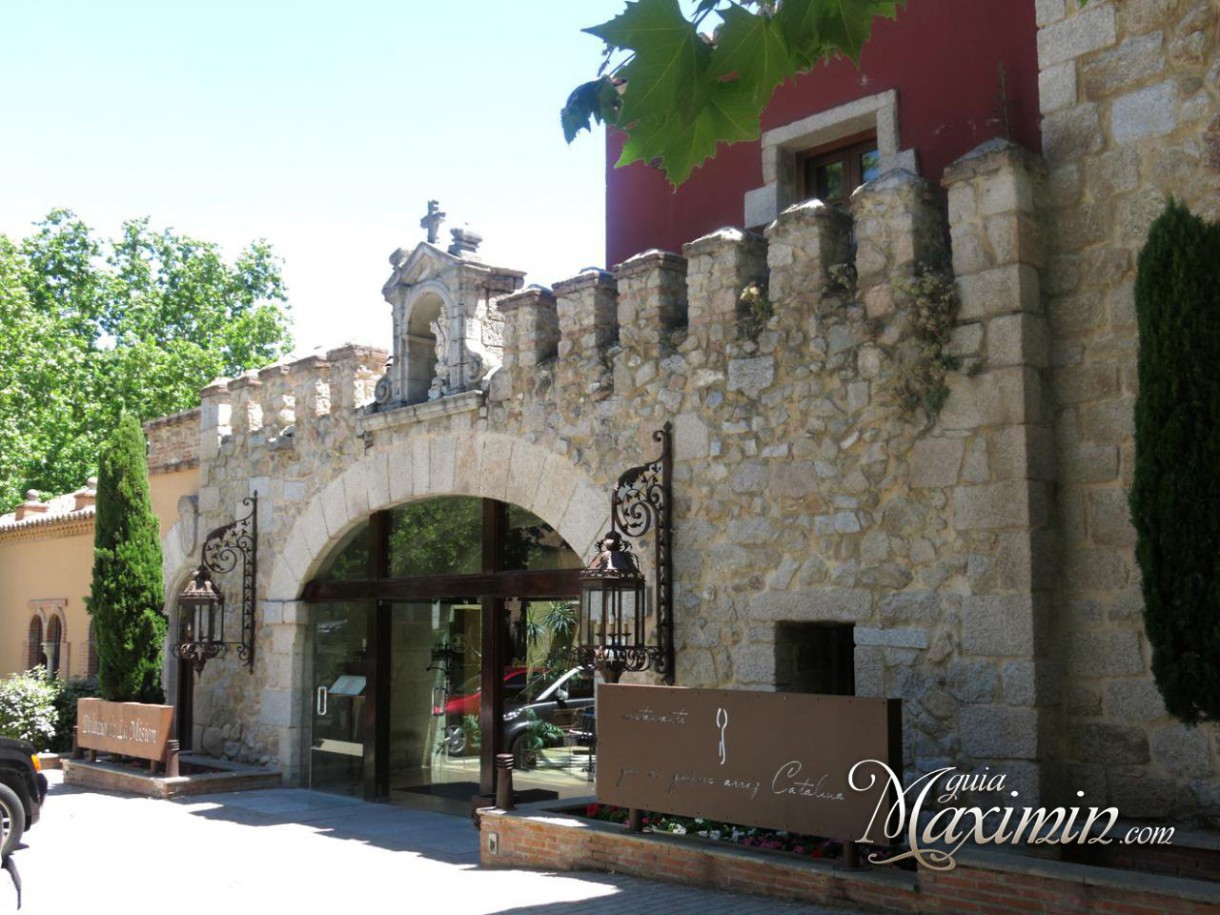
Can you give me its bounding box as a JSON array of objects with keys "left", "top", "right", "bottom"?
[{"left": 798, "top": 131, "right": 881, "bottom": 208}]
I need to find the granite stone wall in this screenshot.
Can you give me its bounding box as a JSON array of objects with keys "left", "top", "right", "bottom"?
[{"left": 1037, "top": 0, "right": 1220, "bottom": 819}]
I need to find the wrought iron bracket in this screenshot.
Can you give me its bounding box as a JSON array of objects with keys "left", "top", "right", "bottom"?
[
  {"left": 181, "top": 493, "right": 258, "bottom": 672},
  {"left": 608, "top": 423, "right": 674, "bottom": 684}
]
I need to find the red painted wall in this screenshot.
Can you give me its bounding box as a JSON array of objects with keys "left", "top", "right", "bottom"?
[{"left": 605, "top": 0, "right": 1040, "bottom": 268}]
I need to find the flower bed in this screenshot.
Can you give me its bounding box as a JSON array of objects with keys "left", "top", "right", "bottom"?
[{"left": 580, "top": 802, "right": 908, "bottom": 868}]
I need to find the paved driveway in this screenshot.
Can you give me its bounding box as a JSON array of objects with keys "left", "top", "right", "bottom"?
[{"left": 2, "top": 771, "right": 857, "bottom": 914}]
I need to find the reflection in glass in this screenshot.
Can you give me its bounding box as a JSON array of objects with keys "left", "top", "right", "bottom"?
[
  {"left": 861, "top": 148, "right": 881, "bottom": 183},
  {"left": 502, "top": 506, "right": 584, "bottom": 572},
  {"left": 388, "top": 497, "right": 483, "bottom": 578},
  {"left": 817, "top": 161, "right": 846, "bottom": 204},
  {"left": 315, "top": 525, "right": 370, "bottom": 581},
  {"left": 389, "top": 600, "right": 482, "bottom": 805}
]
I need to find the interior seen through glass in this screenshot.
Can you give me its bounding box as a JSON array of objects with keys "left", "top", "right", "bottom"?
[{"left": 306, "top": 496, "right": 593, "bottom": 810}]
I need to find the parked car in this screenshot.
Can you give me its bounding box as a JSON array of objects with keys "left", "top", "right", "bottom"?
[
  {"left": 502, "top": 667, "right": 595, "bottom": 767},
  {"left": 438, "top": 667, "right": 595, "bottom": 765},
  {"left": 0, "top": 737, "right": 47, "bottom": 855},
  {"left": 438, "top": 667, "right": 531, "bottom": 718}
]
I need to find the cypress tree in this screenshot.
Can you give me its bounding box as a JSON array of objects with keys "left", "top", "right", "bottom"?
[
  {"left": 1131, "top": 200, "right": 1220, "bottom": 724},
  {"left": 87, "top": 414, "right": 167, "bottom": 703}
]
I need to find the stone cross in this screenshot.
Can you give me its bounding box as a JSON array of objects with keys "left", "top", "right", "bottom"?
[{"left": 420, "top": 200, "right": 446, "bottom": 245}]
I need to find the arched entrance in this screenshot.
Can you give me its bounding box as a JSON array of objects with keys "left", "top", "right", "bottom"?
[{"left": 302, "top": 495, "right": 590, "bottom": 809}]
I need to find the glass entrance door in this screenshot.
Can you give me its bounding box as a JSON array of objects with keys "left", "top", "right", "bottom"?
[
  {"left": 309, "top": 601, "right": 369, "bottom": 796},
  {"left": 386, "top": 599, "right": 482, "bottom": 807}
]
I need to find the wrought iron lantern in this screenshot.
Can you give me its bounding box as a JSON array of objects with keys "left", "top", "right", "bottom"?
[
  {"left": 177, "top": 566, "right": 225, "bottom": 672},
  {"left": 572, "top": 424, "right": 674, "bottom": 684},
  {"left": 175, "top": 494, "right": 258, "bottom": 673}
]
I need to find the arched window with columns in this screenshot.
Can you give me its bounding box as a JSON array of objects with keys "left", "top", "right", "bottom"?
[
  {"left": 26, "top": 615, "right": 44, "bottom": 670},
  {"left": 44, "top": 614, "right": 64, "bottom": 678}
]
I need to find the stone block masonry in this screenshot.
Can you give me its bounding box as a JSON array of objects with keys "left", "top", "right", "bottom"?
[{"left": 1035, "top": 0, "right": 1220, "bottom": 818}]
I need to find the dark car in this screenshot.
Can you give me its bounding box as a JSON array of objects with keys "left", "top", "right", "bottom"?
[
  {"left": 502, "top": 667, "right": 595, "bottom": 767},
  {"left": 0, "top": 737, "right": 47, "bottom": 855},
  {"left": 439, "top": 667, "right": 596, "bottom": 765}
]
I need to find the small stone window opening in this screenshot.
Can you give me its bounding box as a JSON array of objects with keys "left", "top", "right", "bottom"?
[
  {"left": 798, "top": 131, "right": 880, "bottom": 208},
  {"left": 775, "top": 622, "right": 856, "bottom": 696}
]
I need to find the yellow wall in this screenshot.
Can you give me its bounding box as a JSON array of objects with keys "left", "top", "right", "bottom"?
[
  {"left": 0, "top": 466, "right": 198, "bottom": 679},
  {"left": 149, "top": 467, "right": 198, "bottom": 538},
  {"left": 0, "top": 527, "right": 95, "bottom": 679}
]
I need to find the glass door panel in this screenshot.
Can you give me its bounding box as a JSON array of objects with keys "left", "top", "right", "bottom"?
[
  {"left": 505, "top": 598, "right": 595, "bottom": 799},
  {"left": 387, "top": 599, "right": 482, "bottom": 805},
  {"left": 309, "top": 601, "right": 370, "bottom": 796}
]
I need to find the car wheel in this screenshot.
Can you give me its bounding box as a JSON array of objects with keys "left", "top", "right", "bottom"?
[
  {"left": 0, "top": 782, "right": 26, "bottom": 857},
  {"left": 444, "top": 725, "right": 467, "bottom": 756},
  {"left": 511, "top": 735, "right": 537, "bottom": 771}
]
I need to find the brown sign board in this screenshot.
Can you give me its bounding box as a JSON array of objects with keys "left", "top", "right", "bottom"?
[
  {"left": 76, "top": 698, "right": 174, "bottom": 763},
  {"left": 597, "top": 685, "right": 902, "bottom": 843}
]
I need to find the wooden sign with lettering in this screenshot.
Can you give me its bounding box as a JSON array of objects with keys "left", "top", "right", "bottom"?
[
  {"left": 597, "top": 685, "right": 901, "bottom": 842},
  {"left": 76, "top": 698, "right": 174, "bottom": 763}
]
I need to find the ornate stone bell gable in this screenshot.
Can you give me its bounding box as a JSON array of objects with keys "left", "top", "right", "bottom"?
[{"left": 380, "top": 242, "right": 524, "bottom": 408}]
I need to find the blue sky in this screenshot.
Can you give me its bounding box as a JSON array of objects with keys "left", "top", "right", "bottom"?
[{"left": 0, "top": 0, "right": 625, "bottom": 356}]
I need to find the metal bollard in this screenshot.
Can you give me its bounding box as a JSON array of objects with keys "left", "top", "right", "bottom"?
[{"left": 495, "top": 753, "right": 515, "bottom": 810}]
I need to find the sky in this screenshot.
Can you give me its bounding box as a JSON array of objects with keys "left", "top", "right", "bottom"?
[{"left": 0, "top": 0, "right": 627, "bottom": 357}]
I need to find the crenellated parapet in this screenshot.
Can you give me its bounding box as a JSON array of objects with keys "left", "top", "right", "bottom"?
[
  {"left": 851, "top": 169, "right": 947, "bottom": 319},
  {"left": 199, "top": 345, "right": 388, "bottom": 461},
  {"left": 554, "top": 269, "right": 618, "bottom": 401},
  {"left": 683, "top": 229, "right": 767, "bottom": 350},
  {"left": 764, "top": 199, "right": 852, "bottom": 304},
  {"left": 494, "top": 286, "right": 559, "bottom": 402},
  {"left": 615, "top": 250, "right": 689, "bottom": 356}
]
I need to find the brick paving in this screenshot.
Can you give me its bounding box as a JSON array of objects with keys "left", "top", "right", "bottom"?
[{"left": 2, "top": 771, "right": 860, "bottom": 914}]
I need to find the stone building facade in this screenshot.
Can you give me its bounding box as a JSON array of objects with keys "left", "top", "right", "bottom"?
[{"left": 159, "top": 0, "right": 1219, "bottom": 822}]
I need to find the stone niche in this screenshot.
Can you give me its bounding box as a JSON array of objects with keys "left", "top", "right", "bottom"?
[{"left": 380, "top": 242, "right": 524, "bottom": 407}]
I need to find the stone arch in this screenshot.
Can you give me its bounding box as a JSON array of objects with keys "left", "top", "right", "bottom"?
[{"left": 267, "top": 430, "right": 611, "bottom": 602}]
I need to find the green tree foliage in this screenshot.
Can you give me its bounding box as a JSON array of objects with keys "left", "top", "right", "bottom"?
[
  {"left": 1130, "top": 200, "right": 1220, "bottom": 724},
  {"left": 87, "top": 415, "right": 168, "bottom": 703},
  {"left": 0, "top": 210, "right": 291, "bottom": 511}
]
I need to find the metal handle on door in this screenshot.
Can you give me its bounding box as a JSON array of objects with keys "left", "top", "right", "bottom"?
[{"left": 316, "top": 686, "right": 328, "bottom": 717}]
